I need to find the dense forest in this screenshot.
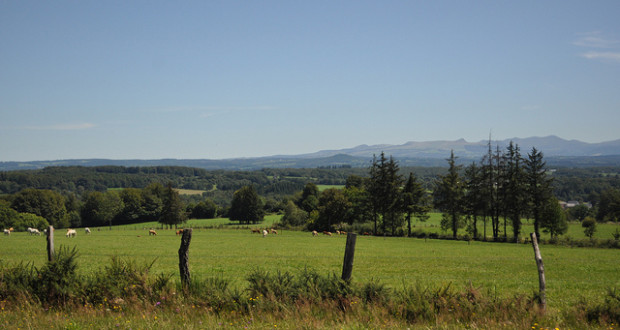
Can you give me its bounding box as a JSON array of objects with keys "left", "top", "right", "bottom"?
[{"left": 0, "top": 164, "right": 618, "bottom": 203}]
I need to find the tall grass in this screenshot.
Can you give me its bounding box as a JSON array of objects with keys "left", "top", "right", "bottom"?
[{"left": 1, "top": 252, "right": 619, "bottom": 328}]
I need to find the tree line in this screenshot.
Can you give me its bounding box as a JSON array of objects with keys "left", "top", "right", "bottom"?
[
  {"left": 2, "top": 146, "right": 620, "bottom": 237},
  {"left": 0, "top": 183, "right": 211, "bottom": 231}
]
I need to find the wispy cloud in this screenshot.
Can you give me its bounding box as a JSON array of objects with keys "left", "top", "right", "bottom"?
[
  {"left": 22, "top": 122, "right": 96, "bottom": 130},
  {"left": 574, "top": 32, "right": 620, "bottom": 63},
  {"left": 573, "top": 32, "right": 619, "bottom": 48},
  {"left": 580, "top": 51, "right": 620, "bottom": 62}
]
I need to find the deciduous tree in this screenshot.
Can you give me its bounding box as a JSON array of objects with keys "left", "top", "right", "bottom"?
[{"left": 229, "top": 185, "right": 264, "bottom": 224}]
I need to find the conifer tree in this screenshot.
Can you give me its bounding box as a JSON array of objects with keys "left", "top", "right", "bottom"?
[
  {"left": 525, "top": 147, "right": 553, "bottom": 239},
  {"left": 402, "top": 172, "right": 429, "bottom": 237},
  {"left": 433, "top": 150, "right": 464, "bottom": 239}
]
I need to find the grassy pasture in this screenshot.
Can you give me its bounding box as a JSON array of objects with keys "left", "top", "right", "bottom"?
[
  {"left": 2, "top": 223, "right": 619, "bottom": 311},
  {"left": 409, "top": 212, "right": 620, "bottom": 241},
  {"left": 316, "top": 184, "right": 345, "bottom": 191}
]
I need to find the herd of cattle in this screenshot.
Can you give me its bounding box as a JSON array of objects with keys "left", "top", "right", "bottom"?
[
  {"left": 3, "top": 227, "right": 373, "bottom": 237},
  {"left": 2, "top": 227, "right": 91, "bottom": 237}
]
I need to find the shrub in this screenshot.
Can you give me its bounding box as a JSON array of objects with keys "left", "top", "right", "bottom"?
[{"left": 35, "top": 246, "right": 79, "bottom": 306}]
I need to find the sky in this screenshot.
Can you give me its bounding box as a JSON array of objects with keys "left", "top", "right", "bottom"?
[{"left": 1, "top": 1, "right": 619, "bottom": 161}]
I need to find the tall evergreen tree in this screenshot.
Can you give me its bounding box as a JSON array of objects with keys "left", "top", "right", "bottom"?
[
  {"left": 464, "top": 162, "right": 486, "bottom": 240},
  {"left": 503, "top": 142, "right": 526, "bottom": 242},
  {"left": 524, "top": 147, "right": 553, "bottom": 239},
  {"left": 402, "top": 172, "right": 429, "bottom": 237},
  {"left": 433, "top": 150, "right": 464, "bottom": 239},
  {"left": 368, "top": 152, "right": 404, "bottom": 235}
]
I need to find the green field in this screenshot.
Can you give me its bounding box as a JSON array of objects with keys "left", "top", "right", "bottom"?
[{"left": 2, "top": 218, "right": 619, "bottom": 311}]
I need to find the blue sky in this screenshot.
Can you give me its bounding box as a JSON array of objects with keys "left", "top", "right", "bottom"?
[{"left": 1, "top": 1, "right": 619, "bottom": 161}]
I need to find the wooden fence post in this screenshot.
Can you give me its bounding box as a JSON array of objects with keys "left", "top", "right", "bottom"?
[
  {"left": 530, "top": 232, "right": 546, "bottom": 310},
  {"left": 46, "top": 226, "right": 54, "bottom": 262},
  {"left": 341, "top": 232, "right": 357, "bottom": 282},
  {"left": 178, "top": 228, "right": 193, "bottom": 289}
]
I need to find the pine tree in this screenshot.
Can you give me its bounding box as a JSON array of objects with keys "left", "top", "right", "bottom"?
[
  {"left": 433, "top": 150, "right": 464, "bottom": 239},
  {"left": 503, "top": 142, "right": 526, "bottom": 242},
  {"left": 464, "top": 162, "right": 486, "bottom": 240},
  {"left": 402, "top": 172, "right": 429, "bottom": 237},
  {"left": 524, "top": 147, "right": 553, "bottom": 239},
  {"left": 368, "top": 152, "right": 404, "bottom": 235}
]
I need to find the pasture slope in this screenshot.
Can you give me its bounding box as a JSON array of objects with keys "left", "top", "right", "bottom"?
[{"left": 2, "top": 220, "right": 619, "bottom": 311}]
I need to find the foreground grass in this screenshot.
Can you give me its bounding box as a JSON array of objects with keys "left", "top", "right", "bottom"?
[
  {"left": 2, "top": 227, "right": 619, "bottom": 311},
  {"left": 2, "top": 226, "right": 620, "bottom": 329}
]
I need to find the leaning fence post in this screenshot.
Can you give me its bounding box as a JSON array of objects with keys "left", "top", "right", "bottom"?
[
  {"left": 46, "top": 226, "right": 54, "bottom": 262},
  {"left": 530, "top": 232, "right": 546, "bottom": 311},
  {"left": 341, "top": 232, "right": 357, "bottom": 282},
  {"left": 178, "top": 228, "right": 193, "bottom": 289}
]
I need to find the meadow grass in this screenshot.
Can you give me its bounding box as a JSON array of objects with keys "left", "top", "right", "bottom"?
[
  {"left": 410, "top": 212, "right": 620, "bottom": 241},
  {"left": 317, "top": 184, "right": 345, "bottom": 191},
  {"left": 2, "top": 221, "right": 619, "bottom": 312}
]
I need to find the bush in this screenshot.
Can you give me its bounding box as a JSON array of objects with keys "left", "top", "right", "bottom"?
[{"left": 35, "top": 246, "right": 79, "bottom": 306}]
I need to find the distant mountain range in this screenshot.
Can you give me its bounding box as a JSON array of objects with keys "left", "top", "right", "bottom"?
[
  {"left": 296, "top": 135, "right": 620, "bottom": 159},
  {"left": 2, "top": 136, "right": 620, "bottom": 171}
]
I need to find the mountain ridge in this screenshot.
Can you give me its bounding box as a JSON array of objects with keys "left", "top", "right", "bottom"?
[{"left": 2, "top": 135, "right": 620, "bottom": 171}]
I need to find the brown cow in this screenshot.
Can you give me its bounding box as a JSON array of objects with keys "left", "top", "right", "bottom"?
[
  {"left": 312, "top": 230, "right": 318, "bottom": 236},
  {"left": 149, "top": 229, "right": 157, "bottom": 236},
  {"left": 176, "top": 229, "right": 184, "bottom": 236},
  {"left": 322, "top": 231, "right": 332, "bottom": 236},
  {"left": 270, "top": 229, "right": 278, "bottom": 235}
]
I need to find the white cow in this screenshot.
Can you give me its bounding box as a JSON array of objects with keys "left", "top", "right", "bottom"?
[
  {"left": 3, "top": 229, "right": 9, "bottom": 236},
  {"left": 30, "top": 228, "right": 41, "bottom": 235},
  {"left": 66, "top": 229, "right": 77, "bottom": 237},
  {"left": 262, "top": 229, "right": 268, "bottom": 238},
  {"left": 85, "top": 227, "right": 91, "bottom": 234}
]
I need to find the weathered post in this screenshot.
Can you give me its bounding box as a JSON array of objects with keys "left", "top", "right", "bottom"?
[
  {"left": 530, "top": 232, "right": 546, "bottom": 311},
  {"left": 178, "top": 228, "right": 193, "bottom": 289},
  {"left": 46, "top": 226, "right": 54, "bottom": 262},
  {"left": 341, "top": 232, "right": 357, "bottom": 282}
]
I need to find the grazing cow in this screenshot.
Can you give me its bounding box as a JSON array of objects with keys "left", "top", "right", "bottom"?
[
  {"left": 66, "top": 229, "right": 77, "bottom": 237},
  {"left": 312, "top": 230, "right": 318, "bottom": 236},
  {"left": 85, "top": 227, "right": 91, "bottom": 234},
  {"left": 251, "top": 228, "right": 261, "bottom": 234},
  {"left": 270, "top": 229, "right": 278, "bottom": 235},
  {"left": 30, "top": 228, "right": 41, "bottom": 236},
  {"left": 176, "top": 229, "right": 184, "bottom": 236},
  {"left": 262, "top": 229, "right": 268, "bottom": 238},
  {"left": 323, "top": 231, "right": 332, "bottom": 236},
  {"left": 339, "top": 231, "right": 347, "bottom": 235},
  {"left": 3, "top": 229, "right": 9, "bottom": 236},
  {"left": 149, "top": 229, "right": 157, "bottom": 236}
]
